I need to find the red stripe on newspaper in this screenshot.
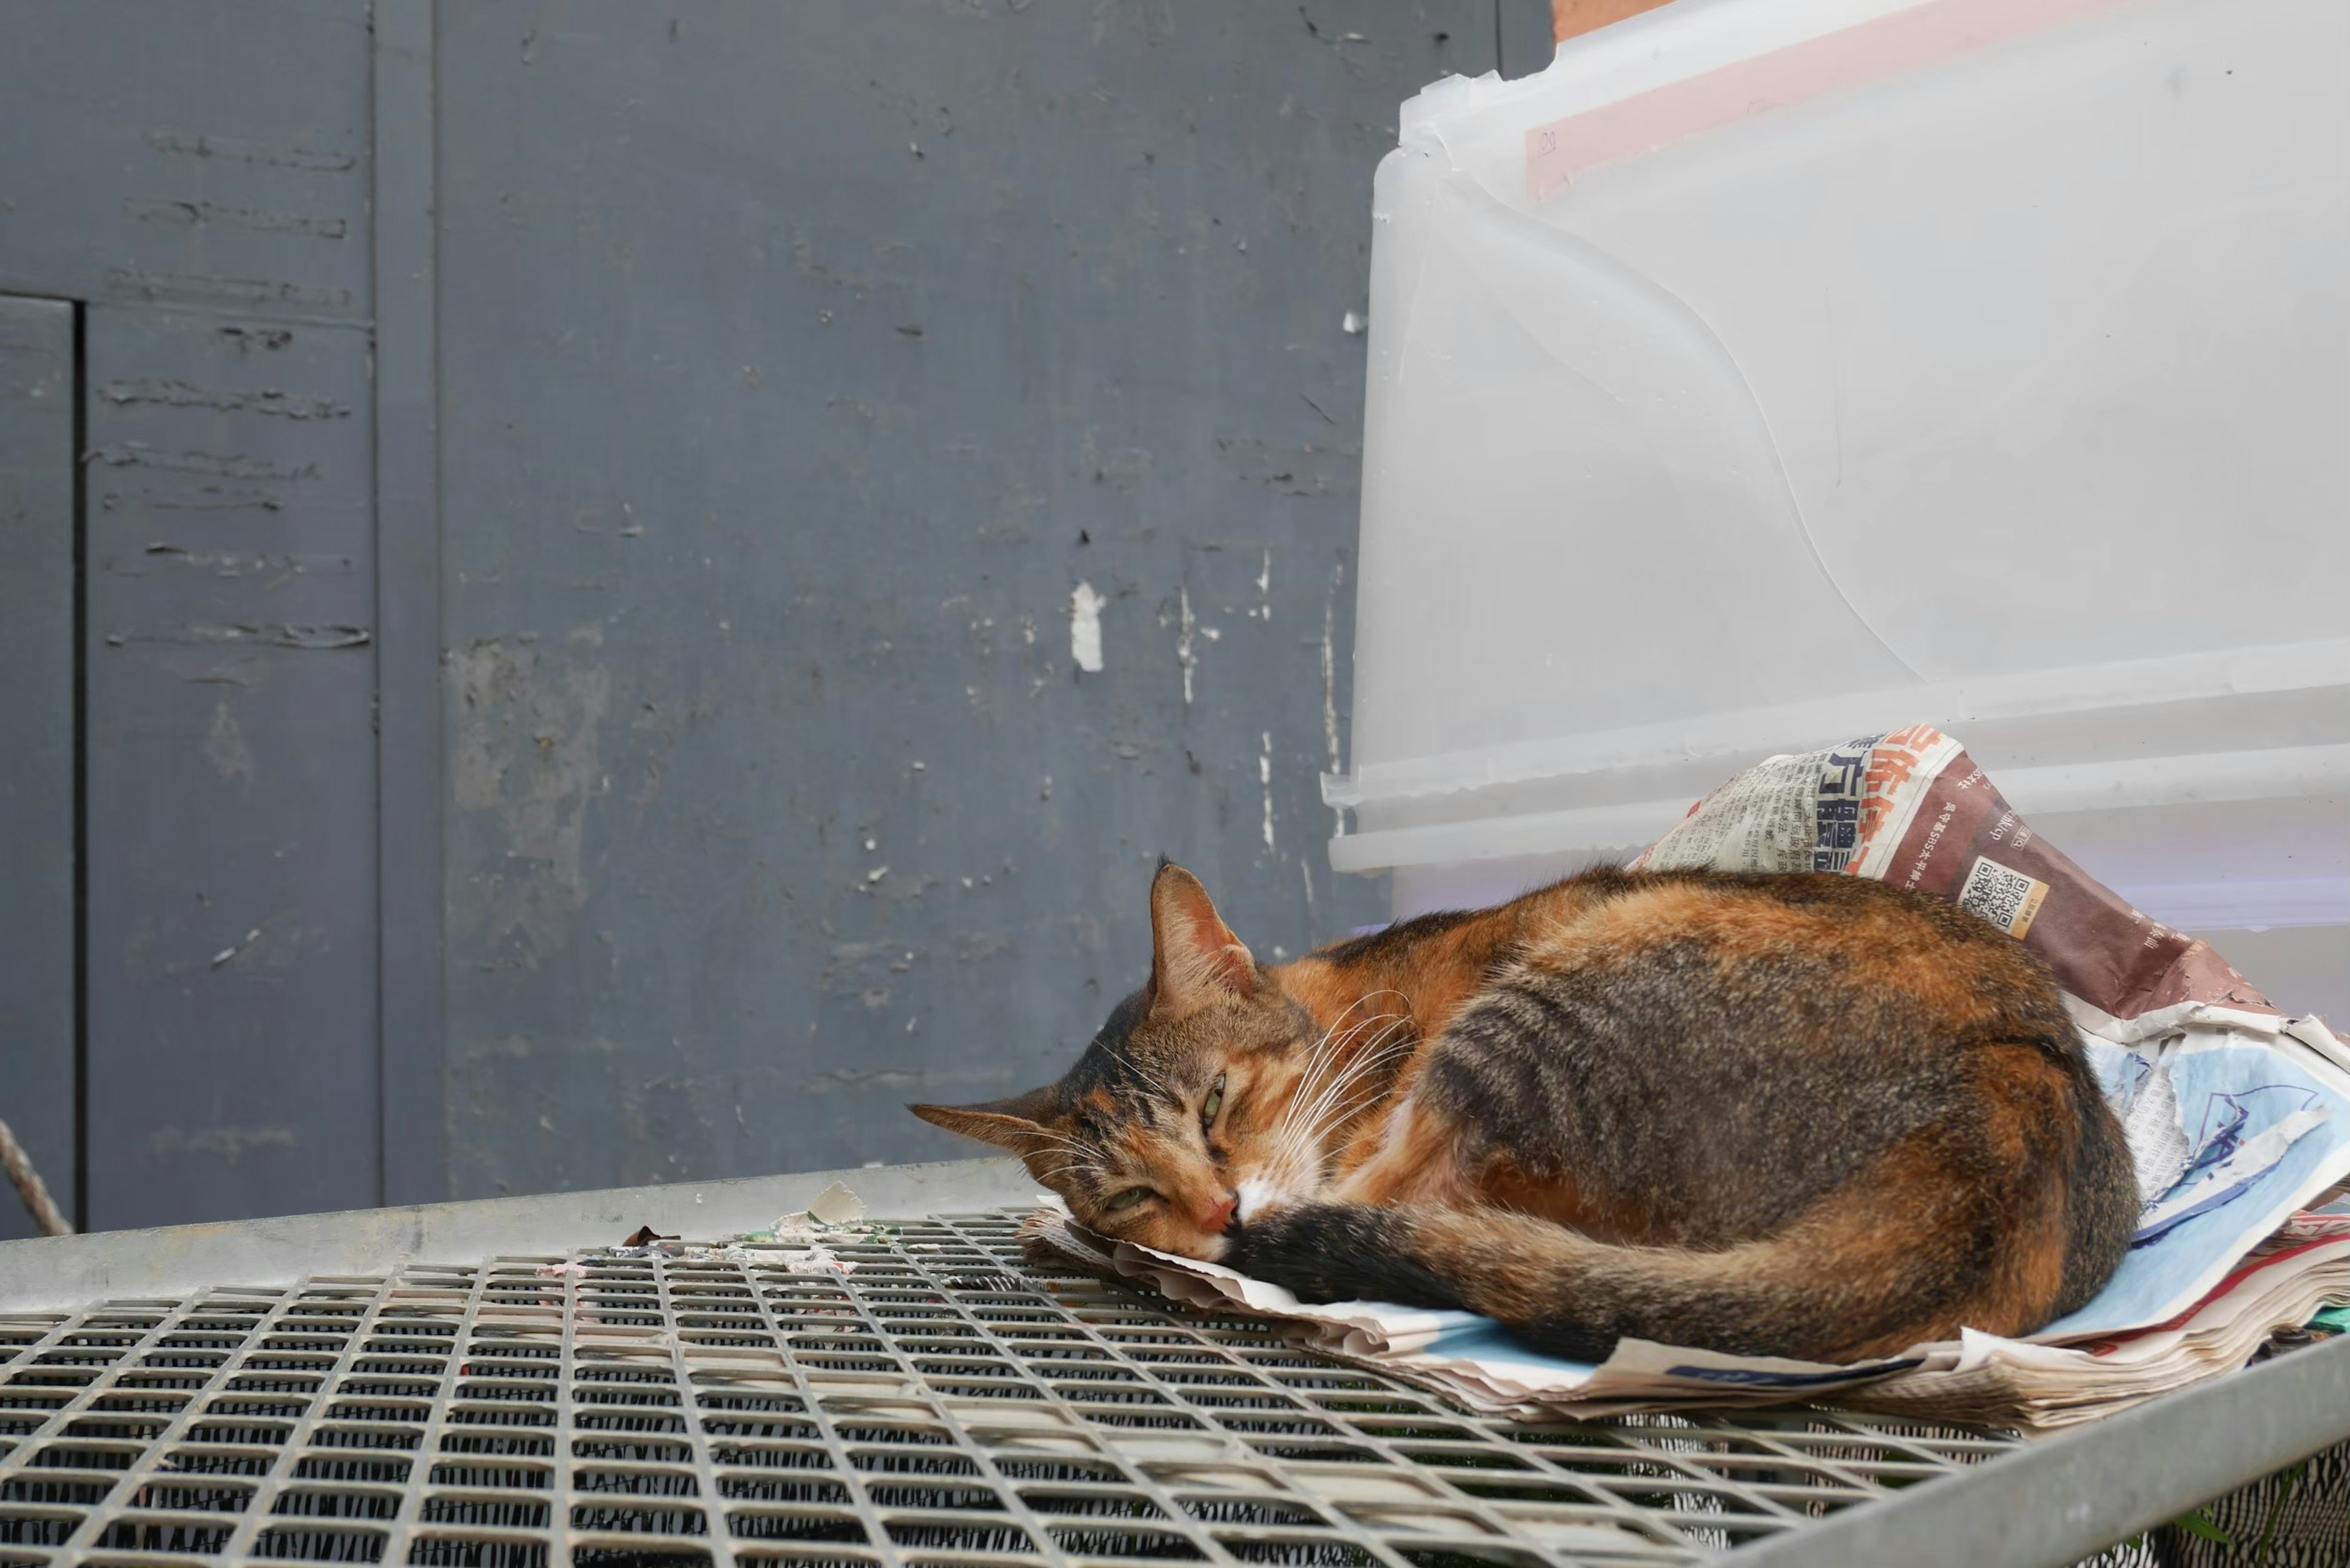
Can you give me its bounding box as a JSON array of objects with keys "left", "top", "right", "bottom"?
[
  {"left": 2078, "top": 1223, "right": 2350, "bottom": 1356},
  {"left": 1525, "top": 0, "right": 2147, "bottom": 201}
]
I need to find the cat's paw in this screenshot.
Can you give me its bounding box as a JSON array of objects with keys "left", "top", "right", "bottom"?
[
  {"left": 1222, "top": 1204, "right": 1358, "bottom": 1302},
  {"left": 1223, "top": 1204, "right": 1466, "bottom": 1313}
]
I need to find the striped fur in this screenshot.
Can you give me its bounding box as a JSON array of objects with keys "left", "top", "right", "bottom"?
[{"left": 913, "top": 862, "right": 2136, "bottom": 1362}]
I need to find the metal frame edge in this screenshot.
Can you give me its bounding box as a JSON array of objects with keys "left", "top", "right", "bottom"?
[
  {"left": 0, "top": 1156, "right": 1037, "bottom": 1314},
  {"left": 1726, "top": 1332, "right": 2350, "bottom": 1568}
]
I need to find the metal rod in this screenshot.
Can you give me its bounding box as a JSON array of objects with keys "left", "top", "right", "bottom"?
[
  {"left": 0, "top": 1110, "right": 72, "bottom": 1235},
  {"left": 1726, "top": 1331, "right": 2350, "bottom": 1568}
]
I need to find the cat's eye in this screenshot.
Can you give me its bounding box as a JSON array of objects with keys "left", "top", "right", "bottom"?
[
  {"left": 1201, "top": 1073, "right": 1226, "bottom": 1130},
  {"left": 1104, "top": 1187, "right": 1154, "bottom": 1212}
]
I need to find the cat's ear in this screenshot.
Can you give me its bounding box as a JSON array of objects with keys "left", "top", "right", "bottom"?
[
  {"left": 909, "top": 1087, "right": 1060, "bottom": 1153},
  {"left": 1149, "top": 861, "right": 1258, "bottom": 1017}
]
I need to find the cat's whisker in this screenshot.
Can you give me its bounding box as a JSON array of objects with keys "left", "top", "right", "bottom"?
[
  {"left": 1286, "top": 1067, "right": 1403, "bottom": 1176},
  {"left": 1277, "top": 1006, "right": 1404, "bottom": 1152},
  {"left": 1303, "top": 1061, "right": 1410, "bottom": 1149},
  {"left": 1286, "top": 991, "right": 1401, "bottom": 1113},
  {"left": 1268, "top": 1028, "right": 1417, "bottom": 1192},
  {"left": 1021, "top": 1144, "right": 1108, "bottom": 1181},
  {"left": 1258, "top": 1007, "right": 1413, "bottom": 1204},
  {"left": 1280, "top": 1017, "right": 1413, "bottom": 1160},
  {"left": 1310, "top": 992, "right": 1404, "bottom": 1081},
  {"left": 1019, "top": 1133, "right": 1098, "bottom": 1161}
]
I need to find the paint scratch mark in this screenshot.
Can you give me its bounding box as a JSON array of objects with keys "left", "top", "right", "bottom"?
[
  {"left": 1256, "top": 548, "right": 1272, "bottom": 621},
  {"left": 122, "top": 546, "right": 351, "bottom": 578},
  {"left": 210, "top": 925, "right": 263, "bottom": 969},
  {"left": 802, "top": 1066, "right": 1014, "bottom": 1095},
  {"left": 122, "top": 196, "right": 349, "bottom": 240},
  {"left": 105, "top": 269, "right": 355, "bottom": 314},
  {"left": 148, "top": 129, "right": 357, "bottom": 173},
  {"left": 86, "top": 443, "right": 317, "bottom": 481},
  {"left": 97, "top": 379, "right": 351, "bottom": 420},
  {"left": 147, "top": 1126, "right": 297, "bottom": 1164},
  {"left": 105, "top": 622, "right": 370, "bottom": 650},
  {"left": 1259, "top": 731, "right": 1277, "bottom": 851},
  {"left": 1176, "top": 587, "right": 1197, "bottom": 704},
  {"left": 1070, "top": 581, "right": 1106, "bottom": 673},
  {"left": 102, "top": 487, "right": 282, "bottom": 513}
]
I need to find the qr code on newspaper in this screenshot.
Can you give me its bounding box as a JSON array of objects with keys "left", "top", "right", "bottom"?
[{"left": 1958, "top": 855, "right": 2050, "bottom": 939}]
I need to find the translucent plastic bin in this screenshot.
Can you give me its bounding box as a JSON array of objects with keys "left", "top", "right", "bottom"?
[{"left": 1326, "top": 0, "right": 2349, "bottom": 949}]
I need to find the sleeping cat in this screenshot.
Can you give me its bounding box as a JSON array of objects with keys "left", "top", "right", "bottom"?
[{"left": 914, "top": 862, "right": 2135, "bottom": 1362}]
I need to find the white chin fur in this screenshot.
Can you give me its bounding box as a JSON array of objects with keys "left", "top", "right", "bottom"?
[{"left": 1234, "top": 1177, "right": 1284, "bottom": 1225}]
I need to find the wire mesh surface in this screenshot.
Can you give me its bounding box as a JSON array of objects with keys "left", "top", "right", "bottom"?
[{"left": 0, "top": 1212, "right": 2039, "bottom": 1568}]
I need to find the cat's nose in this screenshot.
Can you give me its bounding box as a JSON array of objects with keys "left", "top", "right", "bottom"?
[{"left": 1198, "top": 1192, "right": 1238, "bottom": 1236}]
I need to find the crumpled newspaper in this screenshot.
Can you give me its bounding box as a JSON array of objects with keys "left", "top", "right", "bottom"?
[
  {"left": 726, "top": 1180, "right": 875, "bottom": 1273},
  {"left": 562, "top": 1181, "right": 878, "bottom": 1274}
]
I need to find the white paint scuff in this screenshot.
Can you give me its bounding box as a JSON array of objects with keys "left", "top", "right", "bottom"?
[
  {"left": 1070, "top": 581, "right": 1107, "bottom": 673},
  {"left": 1259, "top": 731, "right": 1277, "bottom": 851},
  {"left": 1177, "top": 587, "right": 1198, "bottom": 705}
]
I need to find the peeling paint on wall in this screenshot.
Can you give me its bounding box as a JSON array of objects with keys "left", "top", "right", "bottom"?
[
  {"left": 1069, "top": 581, "right": 1107, "bottom": 674},
  {"left": 1177, "top": 586, "right": 1198, "bottom": 705},
  {"left": 204, "top": 698, "right": 256, "bottom": 785},
  {"left": 1259, "top": 731, "right": 1277, "bottom": 852},
  {"left": 447, "top": 636, "right": 611, "bottom": 965},
  {"left": 96, "top": 378, "right": 351, "bottom": 418},
  {"left": 147, "top": 1126, "right": 299, "bottom": 1165}
]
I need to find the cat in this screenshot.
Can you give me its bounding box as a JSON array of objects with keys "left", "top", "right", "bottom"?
[{"left": 914, "top": 861, "right": 2136, "bottom": 1363}]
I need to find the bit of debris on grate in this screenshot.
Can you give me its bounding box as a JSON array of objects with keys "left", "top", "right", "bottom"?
[{"left": 0, "top": 1213, "right": 2032, "bottom": 1566}]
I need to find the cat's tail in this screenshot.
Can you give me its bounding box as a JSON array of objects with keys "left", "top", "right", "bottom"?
[{"left": 1226, "top": 1122, "right": 2129, "bottom": 1363}]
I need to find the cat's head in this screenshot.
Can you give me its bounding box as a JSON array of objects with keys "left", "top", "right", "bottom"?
[{"left": 911, "top": 862, "right": 1346, "bottom": 1261}]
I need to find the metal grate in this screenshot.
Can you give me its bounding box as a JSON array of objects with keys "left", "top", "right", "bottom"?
[{"left": 0, "top": 1212, "right": 2035, "bottom": 1568}]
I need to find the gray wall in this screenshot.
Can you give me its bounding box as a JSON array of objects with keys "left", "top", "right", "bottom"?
[
  {"left": 0, "top": 1, "right": 1557, "bottom": 1230},
  {"left": 433, "top": 2, "right": 1555, "bottom": 1193}
]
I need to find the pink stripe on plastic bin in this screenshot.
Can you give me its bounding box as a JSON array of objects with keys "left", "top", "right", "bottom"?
[{"left": 1525, "top": 0, "right": 2146, "bottom": 200}]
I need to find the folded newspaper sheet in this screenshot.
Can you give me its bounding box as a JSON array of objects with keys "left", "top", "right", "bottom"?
[{"left": 1024, "top": 730, "right": 2350, "bottom": 1430}]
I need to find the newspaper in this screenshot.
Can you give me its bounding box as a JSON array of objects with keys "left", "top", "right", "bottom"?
[
  {"left": 1021, "top": 731, "right": 2350, "bottom": 1428},
  {"left": 1632, "top": 726, "right": 2272, "bottom": 1021},
  {"left": 1847, "top": 1213, "right": 2350, "bottom": 1430},
  {"left": 1633, "top": 728, "right": 2350, "bottom": 1339},
  {"left": 1021, "top": 1204, "right": 2350, "bottom": 1430}
]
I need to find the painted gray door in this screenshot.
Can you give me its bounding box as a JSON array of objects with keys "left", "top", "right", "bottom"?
[
  {"left": 2, "top": 1, "right": 1553, "bottom": 1227},
  {"left": 0, "top": 297, "right": 76, "bottom": 1241},
  {"left": 0, "top": 0, "right": 382, "bottom": 1229}
]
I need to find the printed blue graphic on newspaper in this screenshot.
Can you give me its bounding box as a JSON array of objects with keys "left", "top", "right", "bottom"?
[
  {"left": 1418, "top": 1318, "right": 1910, "bottom": 1393},
  {"left": 2034, "top": 1033, "right": 2350, "bottom": 1342},
  {"left": 1420, "top": 1318, "right": 1599, "bottom": 1382}
]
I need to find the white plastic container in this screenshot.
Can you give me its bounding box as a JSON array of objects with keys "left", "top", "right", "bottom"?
[{"left": 1327, "top": 0, "right": 2349, "bottom": 958}]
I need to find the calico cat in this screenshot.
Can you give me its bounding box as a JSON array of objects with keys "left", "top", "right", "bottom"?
[{"left": 914, "top": 862, "right": 2136, "bottom": 1362}]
